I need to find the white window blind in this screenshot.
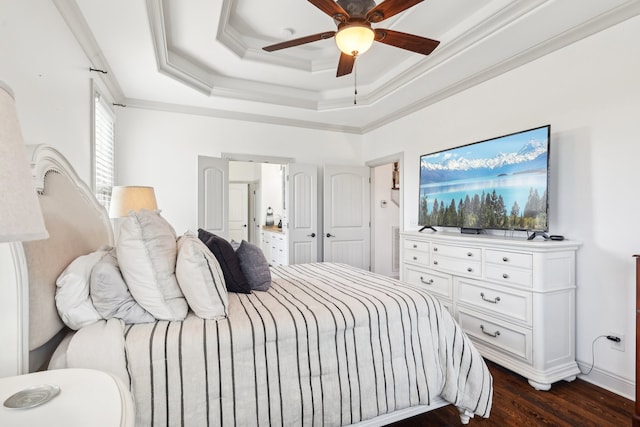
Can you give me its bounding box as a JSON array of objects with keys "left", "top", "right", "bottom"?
[{"left": 93, "top": 92, "right": 115, "bottom": 209}]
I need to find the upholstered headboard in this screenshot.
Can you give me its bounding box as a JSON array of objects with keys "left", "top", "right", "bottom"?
[{"left": 13, "top": 145, "right": 113, "bottom": 372}]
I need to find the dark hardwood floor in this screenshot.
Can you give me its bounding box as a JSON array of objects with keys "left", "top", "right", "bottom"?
[{"left": 390, "top": 361, "right": 634, "bottom": 427}]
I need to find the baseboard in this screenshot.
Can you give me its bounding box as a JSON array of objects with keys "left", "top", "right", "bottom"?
[{"left": 577, "top": 361, "right": 634, "bottom": 400}]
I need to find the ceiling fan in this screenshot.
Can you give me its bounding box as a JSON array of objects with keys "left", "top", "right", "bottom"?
[{"left": 262, "top": 0, "right": 440, "bottom": 77}]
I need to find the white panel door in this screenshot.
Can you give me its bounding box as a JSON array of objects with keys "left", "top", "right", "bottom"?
[
  {"left": 286, "top": 163, "right": 318, "bottom": 264},
  {"left": 198, "top": 156, "right": 229, "bottom": 239},
  {"left": 323, "top": 165, "right": 370, "bottom": 269},
  {"left": 229, "top": 183, "right": 248, "bottom": 242}
]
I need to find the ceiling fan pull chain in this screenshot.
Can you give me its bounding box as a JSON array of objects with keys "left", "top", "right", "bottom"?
[{"left": 353, "top": 55, "right": 358, "bottom": 105}]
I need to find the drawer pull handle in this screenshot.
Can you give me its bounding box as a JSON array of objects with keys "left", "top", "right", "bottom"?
[
  {"left": 433, "top": 260, "right": 439, "bottom": 265},
  {"left": 420, "top": 276, "right": 434, "bottom": 285},
  {"left": 480, "top": 292, "right": 501, "bottom": 304},
  {"left": 502, "top": 273, "right": 509, "bottom": 279},
  {"left": 467, "top": 267, "right": 473, "bottom": 272},
  {"left": 433, "top": 247, "right": 438, "bottom": 252},
  {"left": 413, "top": 256, "right": 418, "bottom": 261},
  {"left": 502, "top": 257, "right": 509, "bottom": 262},
  {"left": 413, "top": 244, "right": 418, "bottom": 248},
  {"left": 467, "top": 252, "right": 473, "bottom": 257},
  {"left": 480, "top": 325, "right": 501, "bottom": 338}
]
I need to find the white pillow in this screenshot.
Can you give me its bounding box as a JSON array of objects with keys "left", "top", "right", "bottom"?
[
  {"left": 176, "top": 231, "right": 228, "bottom": 319},
  {"left": 55, "top": 250, "right": 106, "bottom": 330},
  {"left": 116, "top": 209, "right": 187, "bottom": 321},
  {"left": 90, "top": 249, "right": 155, "bottom": 324}
]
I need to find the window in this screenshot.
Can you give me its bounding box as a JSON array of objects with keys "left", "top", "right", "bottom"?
[{"left": 93, "top": 89, "right": 115, "bottom": 209}]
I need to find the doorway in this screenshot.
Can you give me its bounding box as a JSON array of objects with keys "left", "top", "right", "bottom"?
[
  {"left": 199, "top": 154, "right": 319, "bottom": 265},
  {"left": 368, "top": 154, "right": 403, "bottom": 278}
]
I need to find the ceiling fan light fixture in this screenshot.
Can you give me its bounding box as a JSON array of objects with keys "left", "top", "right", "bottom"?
[{"left": 335, "top": 23, "right": 374, "bottom": 56}]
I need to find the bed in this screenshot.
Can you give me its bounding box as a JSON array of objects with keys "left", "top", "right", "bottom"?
[{"left": 8, "top": 145, "right": 492, "bottom": 426}]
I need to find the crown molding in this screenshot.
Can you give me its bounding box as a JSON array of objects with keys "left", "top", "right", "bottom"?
[
  {"left": 52, "top": 0, "right": 126, "bottom": 103},
  {"left": 123, "top": 98, "right": 364, "bottom": 135}
]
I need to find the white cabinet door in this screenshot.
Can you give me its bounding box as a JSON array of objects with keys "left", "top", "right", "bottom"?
[{"left": 323, "top": 165, "right": 370, "bottom": 270}]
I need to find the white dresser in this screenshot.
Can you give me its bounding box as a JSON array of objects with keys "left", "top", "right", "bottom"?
[
  {"left": 400, "top": 231, "right": 581, "bottom": 390},
  {"left": 261, "top": 227, "right": 288, "bottom": 266}
]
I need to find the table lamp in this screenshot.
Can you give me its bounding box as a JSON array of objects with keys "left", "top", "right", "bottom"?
[
  {"left": 108, "top": 186, "right": 158, "bottom": 241},
  {"left": 0, "top": 81, "right": 48, "bottom": 243},
  {"left": 108, "top": 186, "right": 158, "bottom": 218},
  {"left": 0, "top": 81, "right": 48, "bottom": 381}
]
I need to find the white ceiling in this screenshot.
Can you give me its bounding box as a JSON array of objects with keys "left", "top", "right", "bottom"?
[{"left": 59, "top": 0, "right": 640, "bottom": 134}]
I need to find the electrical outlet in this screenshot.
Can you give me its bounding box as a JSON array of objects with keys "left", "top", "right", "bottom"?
[{"left": 609, "top": 333, "right": 625, "bottom": 352}]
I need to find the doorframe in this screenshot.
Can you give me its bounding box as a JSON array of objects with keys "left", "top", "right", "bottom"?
[
  {"left": 222, "top": 153, "right": 295, "bottom": 164},
  {"left": 248, "top": 181, "right": 260, "bottom": 245},
  {"left": 366, "top": 152, "right": 404, "bottom": 276}
]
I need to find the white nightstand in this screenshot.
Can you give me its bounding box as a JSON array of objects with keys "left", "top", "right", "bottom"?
[{"left": 0, "top": 368, "right": 134, "bottom": 427}]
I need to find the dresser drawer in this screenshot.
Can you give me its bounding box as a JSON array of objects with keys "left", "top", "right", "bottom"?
[
  {"left": 457, "top": 279, "right": 531, "bottom": 325},
  {"left": 431, "top": 255, "right": 481, "bottom": 278},
  {"left": 403, "top": 249, "right": 429, "bottom": 265},
  {"left": 458, "top": 309, "right": 532, "bottom": 362},
  {"left": 403, "top": 265, "right": 452, "bottom": 299},
  {"left": 431, "top": 244, "right": 481, "bottom": 261},
  {"left": 485, "top": 264, "right": 532, "bottom": 288},
  {"left": 403, "top": 239, "right": 429, "bottom": 253},
  {"left": 485, "top": 250, "right": 532, "bottom": 269}
]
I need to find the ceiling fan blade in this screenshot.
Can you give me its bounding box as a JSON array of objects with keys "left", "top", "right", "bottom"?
[
  {"left": 336, "top": 53, "right": 355, "bottom": 77},
  {"left": 308, "top": 0, "right": 350, "bottom": 21},
  {"left": 263, "top": 31, "right": 336, "bottom": 52},
  {"left": 366, "top": 0, "right": 424, "bottom": 23},
  {"left": 374, "top": 29, "right": 440, "bottom": 55}
]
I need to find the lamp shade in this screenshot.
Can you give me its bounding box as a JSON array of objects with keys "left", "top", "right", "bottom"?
[
  {"left": 335, "top": 24, "right": 375, "bottom": 56},
  {"left": 109, "top": 186, "right": 158, "bottom": 218},
  {"left": 0, "top": 81, "right": 48, "bottom": 243}
]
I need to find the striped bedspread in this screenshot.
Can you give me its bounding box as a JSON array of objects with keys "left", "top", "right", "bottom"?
[{"left": 123, "top": 263, "right": 492, "bottom": 426}]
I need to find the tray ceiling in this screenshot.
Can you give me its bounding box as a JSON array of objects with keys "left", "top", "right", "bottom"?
[{"left": 63, "top": 0, "right": 640, "bottom": 133}]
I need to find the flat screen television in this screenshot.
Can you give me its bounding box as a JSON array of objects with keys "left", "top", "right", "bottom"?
[{"left": 418, "top": 125, "right": 550, "bottom": 234}]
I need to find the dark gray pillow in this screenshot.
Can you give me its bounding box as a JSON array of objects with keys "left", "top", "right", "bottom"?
[
  {"left": 236, "top": 240, "right": 271, "bottom": 291},
  {"left": 198, "top": 229, "right": 251, "bottom": 294}
]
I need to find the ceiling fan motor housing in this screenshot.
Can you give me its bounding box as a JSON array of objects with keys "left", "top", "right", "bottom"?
[{"left": 336, "top": 0, "right": 376, "bottom": 19}]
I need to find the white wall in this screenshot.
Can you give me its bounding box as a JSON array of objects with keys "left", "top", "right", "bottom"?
[
  {"left": 372, "top": 163, "right": 400, "bottom": 277},
  {"left": 229, "top": 161, "right": 261, "bottom": 182},
  {"left": 260, "top": 163, "right": 284, "bottom": 226},
  {"left": 115, "top": 108, "right": 363, "bottom": 233},
  {"left": 0, "top": 0, "right": 102, "bottom": 184},
  {"left": 364, "top": 15, "right": 640, "bottom": 398}
]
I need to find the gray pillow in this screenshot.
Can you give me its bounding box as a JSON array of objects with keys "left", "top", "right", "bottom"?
[
  {"left": 90, "top": 249, "right": 155, "bottom": 324},
  {"left": 236, "top": 240, "right": 271, "bottom": 291},
  {"left": 198, "top": 229, "right": 251, "bottom": 294}
]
